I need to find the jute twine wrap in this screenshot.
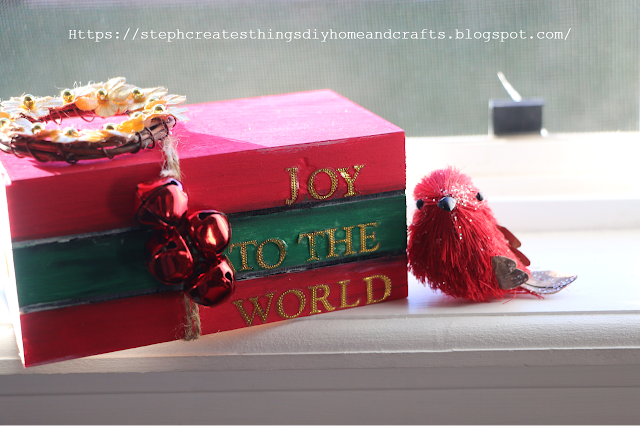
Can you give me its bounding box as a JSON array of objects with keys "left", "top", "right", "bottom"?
[
  {"left": 183, "top": 294, "right": 202, "bottom": 341},
  {"left": 160, "top": 135, "right": 202, "bottom": 341},
  {"left": 159, "top": 134, "right": 182, "bottom": 181}
]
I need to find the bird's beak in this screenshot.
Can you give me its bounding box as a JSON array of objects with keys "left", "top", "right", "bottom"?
[{"left": 437, "top": 196, "right": 456, "bottom": 212}]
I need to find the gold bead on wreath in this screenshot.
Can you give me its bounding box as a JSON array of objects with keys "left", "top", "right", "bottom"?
[
  {"left": 132, "top": 87, "right": 144, "bottom": 101},
  {"left": 63, "top": 127, "right": 79, "bottom": 137},
  {"left": 103, "top": 123, "right": 117, "bottom": 130},
  {"left": 31, "top": 122, "right": 46, "bottom": 133},
  {"left": 0, "top": 118, "right": 11, "bottom": 129},
  {"left": 153, "top": 104, "right": 167, "bottom": 114},
  {"left": 22, "top": 94, "right": 35, "bottom": 109},
  {"left": 130, "top": 111, "right": 143, "bottom": 119},
  {"left": 61, "top": 89, "right": 75, "bottom": 103},
  {"left": 95, "top": 88, "right": 108, "bottom": 101}
]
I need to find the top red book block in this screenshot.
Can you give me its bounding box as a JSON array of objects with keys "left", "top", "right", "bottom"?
[{"left": 0, "top": 90, "right": 405, "bottom": 242}]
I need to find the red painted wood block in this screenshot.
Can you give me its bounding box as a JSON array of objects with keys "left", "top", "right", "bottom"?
[
  {"left": 20, "top": 256, "right": 408, "bottom": 367},
  {"left": 1, "top": 90, "right": 405, "bottom": 242}
]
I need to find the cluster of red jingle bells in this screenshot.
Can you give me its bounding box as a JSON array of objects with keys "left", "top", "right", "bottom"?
[{"left": 135, "top": 177, "right": 235, "bottom": 307}]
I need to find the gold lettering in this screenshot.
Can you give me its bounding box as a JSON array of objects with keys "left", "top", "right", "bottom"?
[
  {"left": 338, "top": 165, "right": 364, "bottom": 197},
  {"left": 276, "top": 289, "right": 306, "bottom": 319},
  {"left": 285, "top": 167, "right": 299, "bottom": 205},
  {"left": 308, "top": 168, "right": 338, "bottom": 200},
  {"left": 232, "top": 292, "right": 276, "bottom": 326},
  {"left": 256, "top": 238, "right": 287, "bottom": 269},
  {"left": 338, "top": 280, "right": 360, "bottom": 308},
  {"left": 307, "top": 284, "right": 336, "bottom": 314},
  {"left": 358, "top": 222, "right": 380, "bottom": 253},
  {"left": 298, "top": 231, "right": 327, "bottom": 261},
  {"left": 228, "top": 240, "right": 258, "bottom": 271},
  {"left": 326, "top": 226, "right": 356, "bottom": 258},
  {"left": 364, "top": 274, "right": 392, "bottom": 304}
]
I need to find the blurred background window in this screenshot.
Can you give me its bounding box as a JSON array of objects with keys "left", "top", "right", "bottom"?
[{"left": 0, "top": 0, "right": 638, "bottom": 136}]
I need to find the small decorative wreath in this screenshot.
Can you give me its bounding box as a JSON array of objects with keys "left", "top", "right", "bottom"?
[{"left": 0, "top": 77, "right": 188, "bottom": 163}]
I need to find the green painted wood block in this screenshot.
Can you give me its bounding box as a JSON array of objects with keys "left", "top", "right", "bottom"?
[{"left": 15, "top": 194, "right": 406, "bottom": 310}]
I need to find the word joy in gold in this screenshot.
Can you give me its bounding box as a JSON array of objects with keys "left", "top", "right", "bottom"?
[
  {"left": 285, "top": 164, "right": 365, "bottom": 205},
  {"left": 232, "top": 274, "right": 393, "bottom": 327}
]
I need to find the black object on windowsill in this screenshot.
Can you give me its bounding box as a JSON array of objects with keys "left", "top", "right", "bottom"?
[{"left": 489, "top": 72, "right": 544, "bottom": 136}]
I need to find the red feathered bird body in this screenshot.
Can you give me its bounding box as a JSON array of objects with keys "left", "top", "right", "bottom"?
[{"left": 408, "top": 167, "right": 530, "bottom": 302}]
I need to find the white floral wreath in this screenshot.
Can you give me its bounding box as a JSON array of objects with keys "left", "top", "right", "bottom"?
[{"left": 0, "top": 77, "right": 188, "bottom": 163}]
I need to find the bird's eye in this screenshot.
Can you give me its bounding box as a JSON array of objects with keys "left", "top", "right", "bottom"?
[
  {"left": 416, "top": 199, "right": 424, "bottom": 210},
  {"left": 476, "top": 192, "right": 484, "bottom": 201}
]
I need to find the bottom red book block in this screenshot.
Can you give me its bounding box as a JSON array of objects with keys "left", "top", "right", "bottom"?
[{"left": 20, "top": 256, "right": 407, "bottom": 366}]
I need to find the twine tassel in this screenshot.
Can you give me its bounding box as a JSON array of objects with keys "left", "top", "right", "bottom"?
[
  {"left": 183, "top": 293, "right": 201, "bottom": 341},
  {"left": 160, "top": 134, "right": 182, "bottom": 181}
]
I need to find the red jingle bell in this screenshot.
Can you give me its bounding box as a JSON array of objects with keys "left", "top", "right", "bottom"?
[
  {"left": 188, "top": 210, "right": 232, "bottom": 259},
  {"left": 136, "top": 176, "right": 237, "bottom": 306},
  {"left": 145, "top": 228, "right": 194, "bottom": 285},
  {"left": 187, "top": 257, "right": 235, "bottom": 307},
  {"left": 135, "top": 177, "right": 189, "bottom": 228}
]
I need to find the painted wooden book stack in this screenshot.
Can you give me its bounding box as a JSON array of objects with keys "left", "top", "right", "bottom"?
[{"left": 0, "top": 90, "right": 407, "bottom": 366}]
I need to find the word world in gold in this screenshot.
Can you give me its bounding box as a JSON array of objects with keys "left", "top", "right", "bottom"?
[{"left": 232, "top": 274, "right": 393, "bottom": 327}]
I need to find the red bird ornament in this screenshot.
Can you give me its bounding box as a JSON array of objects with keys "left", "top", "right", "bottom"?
[{"left": 407, "top": 167, "right": 576, "bottom": 302}]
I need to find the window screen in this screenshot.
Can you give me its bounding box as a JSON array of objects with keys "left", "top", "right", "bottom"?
[{"left": 1, "top": 0, "right": 637, "bottom": 136}]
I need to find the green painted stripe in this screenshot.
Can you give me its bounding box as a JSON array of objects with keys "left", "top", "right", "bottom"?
[
  {"left": 225, "top": 195, "right": 406, "bottom": 274},
  {"left": 15, "top": 195, "right": 406, "bottom": 308},
  {"left": 15, "top": 230, "right": 161, "bottom": 308}
]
